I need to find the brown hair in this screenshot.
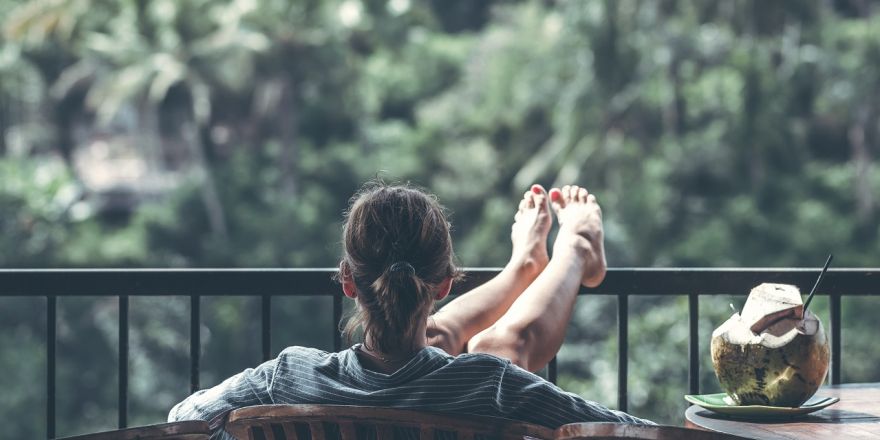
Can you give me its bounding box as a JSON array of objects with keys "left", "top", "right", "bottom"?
[{"left": 340, "top": 181, "right": 460, "bottom": 353}]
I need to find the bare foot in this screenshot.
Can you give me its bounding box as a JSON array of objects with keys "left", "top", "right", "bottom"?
[
  {"left": 509, "top": 184, "right": 552, "bottom": 277},
  {"left": 549, "top": 185, "right": 607, "bottom": 287}
]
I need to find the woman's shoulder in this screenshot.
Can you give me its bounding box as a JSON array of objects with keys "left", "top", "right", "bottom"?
[
  {"left": 443, "top": 349, "right": 513, "bottom": 369},
  {"left": 276, "top": 345, "right": 339, "bottom": 365},
  {"left": 453, "top": 351, "right": 552, "bottom": 385}
]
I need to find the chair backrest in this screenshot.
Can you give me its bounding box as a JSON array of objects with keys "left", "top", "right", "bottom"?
[
  {"left": 225, "top": 405, "right": 555, "bottom": 440},
  {"left": 554, "top": 423, "right": 751, "bottom": 440},
  {"left": 54, "top": 420, "right": 211, "bottom": 440}
]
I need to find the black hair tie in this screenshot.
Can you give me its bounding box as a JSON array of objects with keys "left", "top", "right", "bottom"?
[{"left": 389, "top": 262, "right": 416, "bottom": 275}]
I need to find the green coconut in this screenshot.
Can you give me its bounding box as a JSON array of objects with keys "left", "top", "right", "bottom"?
[{"left": 711, "top": 283, "right": 830, "bottom": 407}]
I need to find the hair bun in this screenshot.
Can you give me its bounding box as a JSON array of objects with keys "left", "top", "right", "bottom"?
[{"left": 389, "top": 261, "right": 416, "bottom": 275}]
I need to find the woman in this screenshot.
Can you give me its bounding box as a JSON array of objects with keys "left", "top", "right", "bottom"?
[{"left": 169, "top": 182, "right": 653, "bottom": 439}]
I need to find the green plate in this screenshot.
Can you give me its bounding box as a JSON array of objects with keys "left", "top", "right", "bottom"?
[{"left": 685, "top": 393, "right": 839, "bottom": 419}]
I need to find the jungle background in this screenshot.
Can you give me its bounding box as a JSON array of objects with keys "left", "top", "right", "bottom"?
[{"left": 1, "top": 0, "right": 879, "bottom": 437}]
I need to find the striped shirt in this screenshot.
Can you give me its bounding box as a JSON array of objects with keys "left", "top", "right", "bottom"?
[{"left": 168, "top": 345, "right": 653, "bottom": 439}]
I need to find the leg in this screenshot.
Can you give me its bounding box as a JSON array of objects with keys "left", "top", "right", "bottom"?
[
  {"left": 467, "top": 185, "right": 607, "bottom": 372},
  {"left": 427, "top": 185, "right": 552, "bottom": 355}
]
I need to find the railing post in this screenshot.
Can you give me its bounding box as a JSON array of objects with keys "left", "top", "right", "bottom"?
[
  {"left": 617, "top": 294, "right": 628, "bottom": 412},
  {"left": 262, "top": 295, "right": 272, "bottom": 361},
  {"left": 688, "top": 293, "right": 699, "bottom": 395},
  {"left": 190, "top": 295, "right": 200, "bottom": 393},
  {"left": 118, "top": 295, "right": 129, "bottom": 428},
  {"left": 333, "top": 292, "right": 342, "bottom": 352},
  {"left": 47, "top": 295, "right": 56, "bottom": 439},
  {"left": 830, "top": 292, "right": 841, "bottom": 385}
]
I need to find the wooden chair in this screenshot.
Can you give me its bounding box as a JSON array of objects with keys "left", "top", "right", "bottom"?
[
  {"left": 554, "top": 422, "right": 751, "bottom": 440},
  {"left": 54, "top": 420, "right": 210, "bottom": 440},
  {"left": 225, "top": 405, "right": 555, "bottom": 440}
]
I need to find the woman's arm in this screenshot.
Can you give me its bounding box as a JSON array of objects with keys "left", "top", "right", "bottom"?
[
  {"left": 496, "top": 361, "right": 654, "bottom": 426},
  {"left": 168, "top": 358, "right": 277, "bottom": 436}
]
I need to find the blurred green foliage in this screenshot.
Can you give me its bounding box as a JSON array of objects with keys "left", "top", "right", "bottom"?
[{"left": 1, "top": 0, "right": 879, "bottom": 437}]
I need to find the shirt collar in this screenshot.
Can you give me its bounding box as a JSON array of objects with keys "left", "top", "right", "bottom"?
[{"left": 341, "top": 344, "right": 452, "bottom": 386}]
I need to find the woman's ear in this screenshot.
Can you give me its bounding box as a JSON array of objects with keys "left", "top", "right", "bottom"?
[
  {"left": 342, "top": 278, "right": 357, "bottom": 298},
  {"left": 340, "top": 263, "right": 357, "bottom": 298},
  {"left": 435, "top": 276, "right": 453, "bottom": 301}
]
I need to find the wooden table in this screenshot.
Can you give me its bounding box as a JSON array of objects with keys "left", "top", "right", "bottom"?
[{"left": 685, "top": 383, "right": 880, "bottom": 439}]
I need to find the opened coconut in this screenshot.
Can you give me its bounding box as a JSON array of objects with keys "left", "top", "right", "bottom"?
[{"left": 711, "top": 283, "right": 830, "bottom": 407}]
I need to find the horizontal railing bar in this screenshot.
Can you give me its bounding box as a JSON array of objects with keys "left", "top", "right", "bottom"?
[
  {"left": 0, "top": 268, "right": 877, "bottom": 296},
  {"left": 0, "top": 268, "right": 338, "bottom": 297},
  {"left": 590, "top": 268, "right": 879, "bottom": 296}
]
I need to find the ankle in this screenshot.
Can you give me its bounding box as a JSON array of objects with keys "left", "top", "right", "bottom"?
[
  {"left": 584, "top": 262, "right": 607, "bottom": 287},
  {"left": 552, "top": 234, "right": 593, "bottom": 262},
  {"left": 553, "top": 236, "right": 607, "bottom": 287}
]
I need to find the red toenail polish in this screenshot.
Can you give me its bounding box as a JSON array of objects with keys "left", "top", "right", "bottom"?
[{"left": 532, "top": 186, "right": 542, "bottom": 194}]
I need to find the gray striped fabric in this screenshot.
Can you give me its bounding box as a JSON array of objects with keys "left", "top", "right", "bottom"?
[{"left": 168, "top": 345, "right": 654, "bottom": 440}]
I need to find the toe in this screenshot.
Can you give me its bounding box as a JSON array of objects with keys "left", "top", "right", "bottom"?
[
  {"left": 526, "top": 191, "right": 537, "bottom": 209},
  {"left": 578, "top": 188, "right": 589, "bottom": 203},
  {"left": 534, "top": 192, "right": 547, "bottom": 212},
  {"left": 588, "top": 194, "right": 602, "bottom": 217},
  {"left": 549, "top": 188, "right": 564, "bottom": 214},
  {"left": 531, "top": 184, "right": 548, "bottom": 210},
  {"left": 567, "top": 185, "right": 581, "bottom": 203}
]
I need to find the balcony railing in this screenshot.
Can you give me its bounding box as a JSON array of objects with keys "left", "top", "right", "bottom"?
[{"left": 1, "top": 267, "right": 877, "bottom": 438}]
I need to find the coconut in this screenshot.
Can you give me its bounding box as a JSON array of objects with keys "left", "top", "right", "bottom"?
[{"left": 710, "top": 283, "right": 830, "bottom": 407}]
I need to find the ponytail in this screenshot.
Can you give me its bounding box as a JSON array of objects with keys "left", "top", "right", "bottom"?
[{"left": 369, "top": 262, "right": 433, "bottom": 352}]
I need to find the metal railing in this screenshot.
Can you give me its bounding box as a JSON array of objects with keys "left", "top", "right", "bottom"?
[{"left": 1, "top": 268, "right": 877, "bottom": 438}]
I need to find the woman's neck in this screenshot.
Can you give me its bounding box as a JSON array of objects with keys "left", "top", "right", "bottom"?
[
  {"left": 362, "top": 311, "right": 429, "bottom": 357},
  {"left": 362, "top": 334, "right": 426, "bottom": 358},
  {"left": 357, "top": 341, "right": 423, "bottom": 374},
  {"left": 357, "top": 324, "right": 427, "bottom": 373}
]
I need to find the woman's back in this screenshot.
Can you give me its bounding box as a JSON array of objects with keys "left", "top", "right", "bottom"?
[{"left": 169, "top": 345, "right": 650, "bottom": 440}]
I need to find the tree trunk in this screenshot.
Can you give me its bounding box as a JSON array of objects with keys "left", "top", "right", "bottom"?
[
  {"left": 849, "top": 104, "right": 875, "bottom": 223},
  {"left": 668, "top": 59, "right": 687, "bottom": 136},
  {"left": 0, "top": 75, "right": 7, "bottom": 155},
  {"left": 139, "top": 100, "right": 162, "bottom": 175},
  {"left": 252, "top": 76, "right": 299, "bottom": 194},
  {"left": 53, "top": 95, "right": 77, "bottom": 164},
  {"left": 277, "top": 78, "right": 298, "bottom": 195},
  {"left": 183, "top": 120, "right": 228, "bottom": 239}
]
